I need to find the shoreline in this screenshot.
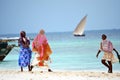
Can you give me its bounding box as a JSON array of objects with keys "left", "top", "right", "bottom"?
[{"left": 0, "top": 69, "right": 120, "bottom": 80}]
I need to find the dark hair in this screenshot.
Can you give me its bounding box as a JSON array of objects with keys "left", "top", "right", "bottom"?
[
  {"left": 20, "top": 31, "right": 26, "bottom": 38},
  {"left": 102, "top": 34, "right": 107, "bottom": 40},
  {"left": 20, "top": 31, "right": 27, "bottom": 44}
]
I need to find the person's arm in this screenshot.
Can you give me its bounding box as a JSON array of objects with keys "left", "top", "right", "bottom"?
[
  {"left": 96, "top": 42, "right": 102, "bottom": 58},
  {"left": 96, "top": 50, "right": 101, "bottom": 58},
  {"left": 113, "top": 48, "right": 120, "bottom": 63}
]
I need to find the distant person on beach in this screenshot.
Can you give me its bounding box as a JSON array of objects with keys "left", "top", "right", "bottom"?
[
  {"left": 18, "top": 31, "right": 32, "bottom": 72},
  {"left": 31, "top": 29, "right": 52, "bottom": 72},
  {"left": 96, "top": 34, "right": 120, "bottom": 73}
]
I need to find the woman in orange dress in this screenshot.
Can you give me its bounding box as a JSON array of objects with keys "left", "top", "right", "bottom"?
[{"left": 31, "top": 29, "right": 52, "bottom": 72}]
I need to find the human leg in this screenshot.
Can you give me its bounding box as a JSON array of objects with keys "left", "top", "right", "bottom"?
[
  {"left": 101, "top": 59, "right": 110, "bottom": 73},
  {"left": 30, "top": 65, "right": 34, "bottom": 71},
  {"left": 108, "top": 61, "right": 112, "bottom": 73},
  {"left": 21, "top": 67, "right": 23, "bottom": 72},
  {"left": 28, "top": 65, "right": 31, "bottom": 71},
  {"left": 101, "top": 59, "right": 109, "bottom": 68}
]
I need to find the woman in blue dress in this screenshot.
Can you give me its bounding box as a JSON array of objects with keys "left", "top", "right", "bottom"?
[{"left": 18, "top": 31, "right": 32, "bottom": 72}]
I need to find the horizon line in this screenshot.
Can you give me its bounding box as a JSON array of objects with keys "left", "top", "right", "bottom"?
[{"left": 0, "top": 28, "right": 120, "bottom": 35}]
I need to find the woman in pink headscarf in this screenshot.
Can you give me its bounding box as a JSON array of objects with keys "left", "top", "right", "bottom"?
[{"left": 31, "top": 29, "right": 52, "bottom": 72}]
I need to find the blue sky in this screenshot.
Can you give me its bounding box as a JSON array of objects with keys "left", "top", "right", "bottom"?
[{"left": 0, "top": 0, "right": 120, "bottom": 34}]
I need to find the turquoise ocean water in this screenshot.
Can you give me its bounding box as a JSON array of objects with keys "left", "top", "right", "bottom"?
[{"left": 0, "top": 29, "right": 120, "bottom": 71}]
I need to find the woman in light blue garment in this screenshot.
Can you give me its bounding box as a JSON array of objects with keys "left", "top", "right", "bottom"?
[{"left": 18, "top": 31, "right": 32, "bottom": 72}]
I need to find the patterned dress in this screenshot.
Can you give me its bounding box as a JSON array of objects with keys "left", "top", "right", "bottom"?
[{"left": 18, "top": 38, "right": 32, "bottom": 67}]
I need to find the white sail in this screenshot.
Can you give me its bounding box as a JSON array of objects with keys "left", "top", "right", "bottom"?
[{"left": 73, "top": 15, "right": 87, "bottom": 36}]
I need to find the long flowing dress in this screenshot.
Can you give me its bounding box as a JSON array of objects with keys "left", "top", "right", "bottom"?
[
  {"left": 18, "top": 38, "right": 32, "bottom": 67},
  {"left": 32, "top": 34, "right": 52, "bottom": 66}
]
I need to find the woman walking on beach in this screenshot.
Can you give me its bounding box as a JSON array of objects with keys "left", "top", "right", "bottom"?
[
  {"left": 31, "top": 29, "right": 52, "bottom": 72},
  {"left": 96, "top": 34, "right": 120, "bottom": 73},
  {"left": 18, "top": 31, "right": 32, "bottom": 72}
]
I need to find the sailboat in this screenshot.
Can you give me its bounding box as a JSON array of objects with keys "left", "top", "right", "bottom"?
[{"left": 73, "top": 15, "right": 87, "bottom": 36}]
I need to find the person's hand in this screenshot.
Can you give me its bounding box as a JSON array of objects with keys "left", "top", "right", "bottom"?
[
  {"left": 96, "top": 55, "right": 98, "bottom": 58},
  {"left": 96, "top": 50, "right": 101, "bottom": 58}
]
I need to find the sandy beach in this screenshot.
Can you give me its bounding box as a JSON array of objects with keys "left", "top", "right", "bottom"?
[{"left": 0, "top": 69, "right": 120, "bottom": 80}]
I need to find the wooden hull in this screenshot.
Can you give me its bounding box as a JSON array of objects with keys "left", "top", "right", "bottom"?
[
  {"left": 0, "top": 46, "right": 13, "bottom": 61},
  {"left": 74, "top": 34, "right": 85, "bottom": 37},
  {"left": 0, "top": 41, "right": 14, "bottom": 61}
]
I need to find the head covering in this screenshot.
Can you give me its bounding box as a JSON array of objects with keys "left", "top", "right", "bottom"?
[{"left": 39, "top": 29, "right": 45, "bottom": 35}]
